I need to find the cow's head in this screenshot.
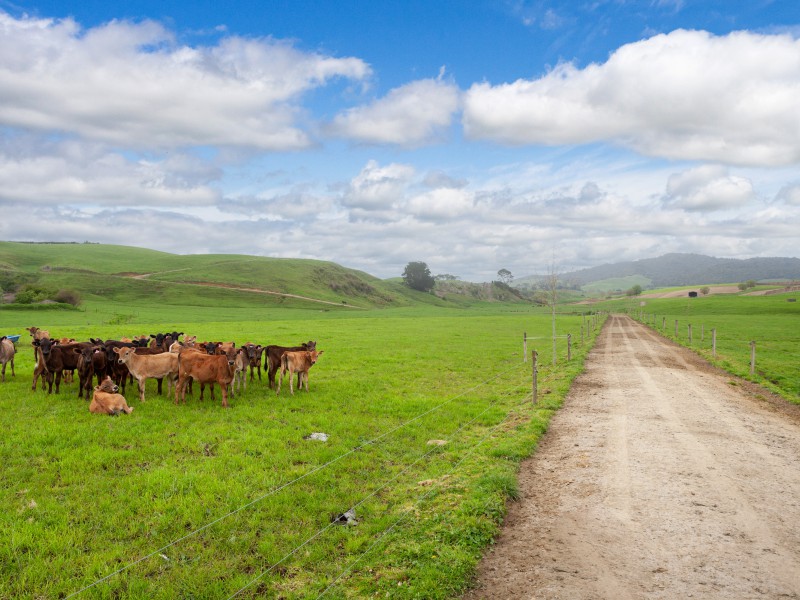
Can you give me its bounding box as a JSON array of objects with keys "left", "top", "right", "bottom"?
[
  {"left": 245, "top": 344, "right": 263, "bottom": 361},
  {"left": 96, "top": 376, "right": 119, "bottom": 394},
  {"left": 224, "top": 346, "right": 241, "bottom": 368},
  {"left": 150, "top": 333, "right": 167, "bottom": 347},
  {"left": 113, "top": 346, "right": 135, "bottom": 364},
  {"left": 307, "top": 350, "right": 324, "bottom": 365},
  {"left": 75, "top": 345, "right": 96, "bottom": 366},
  {"left": 302, "top": 340, "right": 317, "bottom": 351},
  {"left": 33, "top": 337, "right": 56, "bottom": 357},
  {"left": 202, "top": 341, "right": 221, "bottom": 355}
]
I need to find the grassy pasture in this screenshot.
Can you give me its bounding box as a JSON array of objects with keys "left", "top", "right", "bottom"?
[
  {"left": 601, "top": 291, "right": 800, "bottom": 401},
  {"left": 0, "top": 304, "right": 602, "bottom": 599}
]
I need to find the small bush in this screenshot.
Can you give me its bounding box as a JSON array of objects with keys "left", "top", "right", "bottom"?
[{"left": 54, "top": 289, "right": 81, "bottom": 306}]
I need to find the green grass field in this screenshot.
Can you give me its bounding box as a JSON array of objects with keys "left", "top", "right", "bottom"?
[
  {"left": 2, "top": 243, "right": 797, "bottom": 598},
  {"left": 0, "top": 302, "right": 602, "bottom": 599}
]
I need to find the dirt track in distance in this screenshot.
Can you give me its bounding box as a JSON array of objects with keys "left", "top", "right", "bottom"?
[{"left": 462, "top": 314, "right": 800, "bottom": 599}]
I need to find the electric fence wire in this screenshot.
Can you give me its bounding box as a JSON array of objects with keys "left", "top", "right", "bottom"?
[
  {"left": 65, "top": 359, "right": 525, "bottom": 598},
  {"left": 315, "top": 395, "right": 537, "bottom": 599},
  {"left": 225, "top": 368, "right": 527, "bottom": 599}
]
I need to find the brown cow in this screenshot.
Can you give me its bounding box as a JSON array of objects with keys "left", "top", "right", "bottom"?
[
  {"left": 0, "top": 336, "right": 15, "bottom": 382},
  {"left": 113, "top": 347, "right": 179, "bottom": 403},
  {"left": 276, "top": 350, "right": 324, "bottom": 395},
  {"left": 90, "top": 377, "right": 134, "bottom": 415},
  {"left": 243, "top": 343, "right": 265, "bottom": 382},
  {"left": 175, "top": 346, "right": 239, "bottom": 408},
  {"left": 32, "top": 338, "right": 92, "bottom": 394},
  {"left": 265, "top": 341, "right": 317, "bottom": 389}
]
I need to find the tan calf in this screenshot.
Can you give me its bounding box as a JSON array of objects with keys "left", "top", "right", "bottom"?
[
  {"left": 113, "top": 346, "right": 179, "bottom": 403},
  {"left": 90, "top": 377, "right": 134, "bottom": 415},
  {"left": 277, "top": 350, "right": 324, "bottom": 395}
]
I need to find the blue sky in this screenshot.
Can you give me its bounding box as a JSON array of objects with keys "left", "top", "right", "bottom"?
[{"left": 0, "top": 1, "right": 798, "bottom": 281}]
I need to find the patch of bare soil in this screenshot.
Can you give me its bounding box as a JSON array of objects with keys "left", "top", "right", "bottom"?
[
  {"left": 640, "top": 285, "right": 741, "bottom": 298},
  {"left": 462, "top": 315, "right": 800, "bottom": 599}
]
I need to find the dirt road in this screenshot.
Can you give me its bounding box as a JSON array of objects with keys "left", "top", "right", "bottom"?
[{"left": 463, "top": 314, "right": 800, "bottom": 599}]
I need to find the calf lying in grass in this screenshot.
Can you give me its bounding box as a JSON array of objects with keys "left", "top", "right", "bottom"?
[{"left": 90, "top": 376, "right": 134, "bottom": 415}]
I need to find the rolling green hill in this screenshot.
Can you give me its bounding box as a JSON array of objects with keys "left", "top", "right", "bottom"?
[{"left": 0, "top": 242, "right": 530, "bottom": 315}]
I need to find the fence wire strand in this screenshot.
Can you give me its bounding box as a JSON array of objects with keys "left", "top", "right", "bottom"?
[
  {"left": 66, "top": 358, "right": 524, "bottom": 598},
  {"left": 225, "top": 373, "right": 521, "bottom": 599},
  {"left": 315, "top": 395, "right": 537, "bottom": 599}
]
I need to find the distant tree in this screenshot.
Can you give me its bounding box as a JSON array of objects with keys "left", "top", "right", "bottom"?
[
  {"left": 700, "top": 286, "right": 710, "bottom": 295},
  {"left": 497, "top": 269, "right": 513, "bottom": 285},
  {"left": 746, "top": 279, "right": 756, "bottom": 289},
  {"left": 625, "top": 284, "right": 643, "bottom": 296},
  {"left": 402, "top": 261, "right": 435, "bottom": 292},
  {"left": 738, "top": 282, "right": 748, "bottom": 291},
  {"left": 435, "top": 274, "right": 460, "bottom": 281}
]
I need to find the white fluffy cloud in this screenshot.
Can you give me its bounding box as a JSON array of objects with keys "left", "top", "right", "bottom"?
[
  {"left": 662, "top": 165, "right": 755, "bottom": 211},
  {"left": 463, "top": 29, "right": 800, "bottom": 166},
  {"left": 329, "top": 78, "right": 460, "bottom": 146},
  {"left": 405, "top": 187, "right": 475, "bottom": 221},
  {"left": 0, "top": 12, "right": 370, "bottom": 151},
  {"left": 342, "top": 160, "right": 415, "bottom": 209},
  {"left": 0, "top": 137, "right": 220, "bottom": 206}
]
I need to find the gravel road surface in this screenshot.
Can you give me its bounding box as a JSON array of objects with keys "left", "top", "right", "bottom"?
[{"left": 463, "top": 314, "right": 800, "bottom": 599}]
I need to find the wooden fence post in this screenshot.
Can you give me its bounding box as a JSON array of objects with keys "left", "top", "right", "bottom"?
[
  {"left": 662, "top": 316, "right": 666, "bottom": 330},
  {"left": 701, "top": 324, "right": 705, "bottom": 342},
  {"left": 675, "top": 320, "right": 679, "bottom": 337},
  {"left": 567, "top": 333, "right": 572, "bottom": 361},
  {"left": 523, "top": 332, "right": 527, "bottom": 362},
  {"left": 712, "top": 328, "right": 717, "bottom": 358},
  {"left": 750, "top": 341, "right": 756, "bottom": 375},
  {"left": 532, "top": 350, "right": 538, "bottom": 404},
  {"left": 688, "top": 324, "right": 692, "bottom": 344}
]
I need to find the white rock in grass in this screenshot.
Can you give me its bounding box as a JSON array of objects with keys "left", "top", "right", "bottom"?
[
  {"left": 304, "top": 432, "right": 329, "bottom": 442},
  {"left": 426, "top": 439, "right": 448, "bottom": 446}
]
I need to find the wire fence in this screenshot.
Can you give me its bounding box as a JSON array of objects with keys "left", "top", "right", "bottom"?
[
  {"left": 59, "top": 319, "right": 607, "bottom": 599},
  {"left": 66, "top": 360, "right": 526, "bottom": 598},
  {"left": 627, "top": 309, "right": 800, "bottom": 397}
]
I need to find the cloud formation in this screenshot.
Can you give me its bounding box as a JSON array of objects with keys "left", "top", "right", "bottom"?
[
  {"left": 329, "top": 77, "right": 460, "bottom": 146},
  {"left": 662, "top": 165, "right": 755, "bottom": 212},
  {"left": 463, "top": 29, "right": 800, "bottom": 167},
  {"left": 0, "top": 8, "right": 797, "bottom": 282},
  {"left": 0, "top": 12, "right": 370, "bottom": 151}
]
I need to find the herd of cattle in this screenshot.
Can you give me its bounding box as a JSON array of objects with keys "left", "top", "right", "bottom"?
[{"left": 0, "top": 327, "right": 324, "bottom": 414}]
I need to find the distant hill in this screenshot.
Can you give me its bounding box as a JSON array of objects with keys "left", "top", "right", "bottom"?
[
  {"left": 513, "top": 253, "right": 800, "bottom": 292},
  {"left": 558, "top": 253, "right": 800, "bottom": 288},
  {"left": 0, "top": 241, "right": 528, "bottom": 310}
]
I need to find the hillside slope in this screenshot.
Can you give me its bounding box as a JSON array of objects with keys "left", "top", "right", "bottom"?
[{"left": 0, "top": 242, "right": 529, "bottom": 310}]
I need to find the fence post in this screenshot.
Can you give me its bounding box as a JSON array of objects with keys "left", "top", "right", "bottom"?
[
  {"left": 567, "top": 333, "right": 572, "bottom": 361},
  {"left": 688, "top": 324, "right": 692, "bottom": 344},
  {"left": 532, "top": 350, "right": 538, "bottom": 404},
  {"left": 701, "top": 324, "right": 704, "bottom": 342},
  {"left": 662, "top": 316, "right": 666, "bottom": 330},
  {"left": 523, "top": 332, "right": 527, "bottom": 362},
  {"left": 750, "top": 341, "right": 756, "bottom": 375},
  {"left": 712, "top": 328, "right": 717, "bottom": 358},
  {"left": 674, "top": 320, "right": 679, "bottom": 337}
]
